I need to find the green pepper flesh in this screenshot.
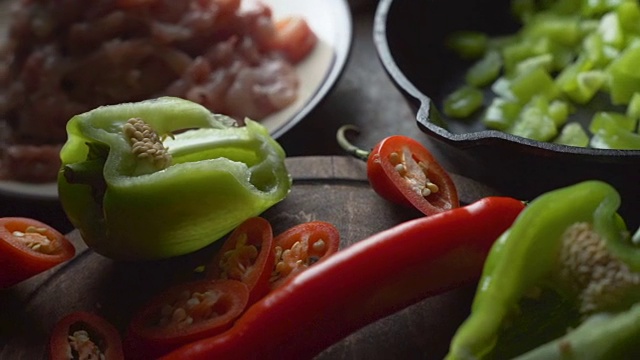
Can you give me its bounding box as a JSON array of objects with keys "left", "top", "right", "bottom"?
[
  {"left": 446, "top": 180, "right": 640, "bottom": 359},
  {"left": 58, "top": 97, "right": 292, "bottom": 261}
]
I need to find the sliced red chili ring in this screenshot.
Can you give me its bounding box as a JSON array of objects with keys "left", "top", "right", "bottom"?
[
  {"left": 124, "top": 279, "right": 249, "bottom": 359},
  {"left": 0, "top": 217, "right": 75, "bottom": 288},
  {"left": 367, "top": 135, "right": 459, "bottom": 216},
  {"left": 49, "top": 311, "right": 123, "bottom": 360},
  {"left": 205, "top": 217, "right": 275, "bottom": 305},
  {"left": 270, "top": 221, "right": 340, "bottom": 290}
]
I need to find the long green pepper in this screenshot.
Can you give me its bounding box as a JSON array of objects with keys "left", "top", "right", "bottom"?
[
  {"left": 58, "top": 97, "right": 291, "bottom": 261},
  {"left": 446, "top": 180, "right": 640, "bottom": 359}
]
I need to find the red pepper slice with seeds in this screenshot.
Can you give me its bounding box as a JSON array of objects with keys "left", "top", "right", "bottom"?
[
  {"left": 270, "top": 221, "right": 340, "bottom": 290},
  {"left": 205, "top": 217, "right": 275, "bottom": 305},
  {"left": 337, "top": 125, "right": 460, "bottom": 216},
  {"left": 124, "top": 279, "right": 249, "bottom": 359},
  {"left": 0, "top": 217, "right": 75, "bottom": 288},
  {"left": 160, "top": 196, "right": 525, "bottom": 360},
  {"left": 49, "top": 311, "right": 124, "bottom": 360}
]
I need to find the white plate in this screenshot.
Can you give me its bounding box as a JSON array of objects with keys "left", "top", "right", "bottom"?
[
  {"left": 0, "top": 0, "right": 353, "bottom": 200},
  {"left": 256, "top": 0, "right": 353, "bottom": 138}
]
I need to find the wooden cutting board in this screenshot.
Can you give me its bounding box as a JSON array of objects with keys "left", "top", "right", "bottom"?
[{"left": 0, "top": 156, "right": 501, "bottom": 359}]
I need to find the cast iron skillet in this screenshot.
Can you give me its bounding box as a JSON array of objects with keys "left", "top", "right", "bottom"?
[{"left": 373, "top": 0, "right": 640, "bottom": 226}]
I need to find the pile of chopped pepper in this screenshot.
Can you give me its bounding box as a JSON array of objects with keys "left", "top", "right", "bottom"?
[{"left": 444, "top": 0, "right": 640, "bottom": 149}]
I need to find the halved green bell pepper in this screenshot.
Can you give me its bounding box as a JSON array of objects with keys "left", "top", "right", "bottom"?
[
  {"left": 58, "top": 97, "right": 292, "bottom": 261},
  {"left": 446, "top": 180, "right": 640, "bottom": 359}
]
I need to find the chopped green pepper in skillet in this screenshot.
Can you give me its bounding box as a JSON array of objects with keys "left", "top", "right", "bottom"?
[
  {"left": 446, "top": 180, "right": 640, "bottom": 359},
  {"left": 58, "top": 97, "right": 291, "bottom": 261},
  {"left": 445, "top": 0, "right": 640, "bottom": 149}
]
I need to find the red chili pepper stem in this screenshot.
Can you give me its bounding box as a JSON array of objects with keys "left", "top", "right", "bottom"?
[
  {"left": 337, "top": 124, "right": 461, "bottom": 216},
  {"left": 336, "top": 124, "right": 371, "bottom": 161}
]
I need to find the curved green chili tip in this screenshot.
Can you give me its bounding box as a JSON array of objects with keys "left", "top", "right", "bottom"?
[{"left": 58, "top": 97, "right": 292, "bottom": 261}]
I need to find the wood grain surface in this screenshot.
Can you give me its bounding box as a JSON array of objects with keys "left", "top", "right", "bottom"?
[{"left": 0, "top": 156, "right": 502, "bottom": 359}]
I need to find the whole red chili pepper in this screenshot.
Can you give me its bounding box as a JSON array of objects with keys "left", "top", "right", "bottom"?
[
  {"left": 159, "top": 196, "right": 525, "bottom": 360},
  {"left": 337, "top": 125, "right": 460, "bottom": 216}
]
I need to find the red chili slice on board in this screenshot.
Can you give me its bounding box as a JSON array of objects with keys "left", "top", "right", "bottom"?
[
  {"left": 337, "top": 126, "right": 460, "bottom": 216},
  {"left": 124, "top": 279, "right": 249, "bottom": 359},
  {"left": 0, "top": 217, "right": 75, "bottom": 288},
  {"left": 49, "top": 311, "right": 124, "bottom": 360},
  {"left": 269, "top": 221, "right": 340, "bottom": 290},
  {"left": 206, "top": 217, "right": 275, "bottom": 305},
  {"left": 368, "top": 135, "right": 460, "bottom": 215}
]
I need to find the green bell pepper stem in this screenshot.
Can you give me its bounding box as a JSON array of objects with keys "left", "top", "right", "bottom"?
[
  {"left": 58, "top": 97, "right": 292, "bottom": 261},
  {"left": 334, "top": 125, "right": 370, "bottom": 161},
  {"left": 446, "top": 180, "right": 637, "bottom": 360},
  {"left": 515, "top": 303, "right": 640, "bottom": 360}
]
